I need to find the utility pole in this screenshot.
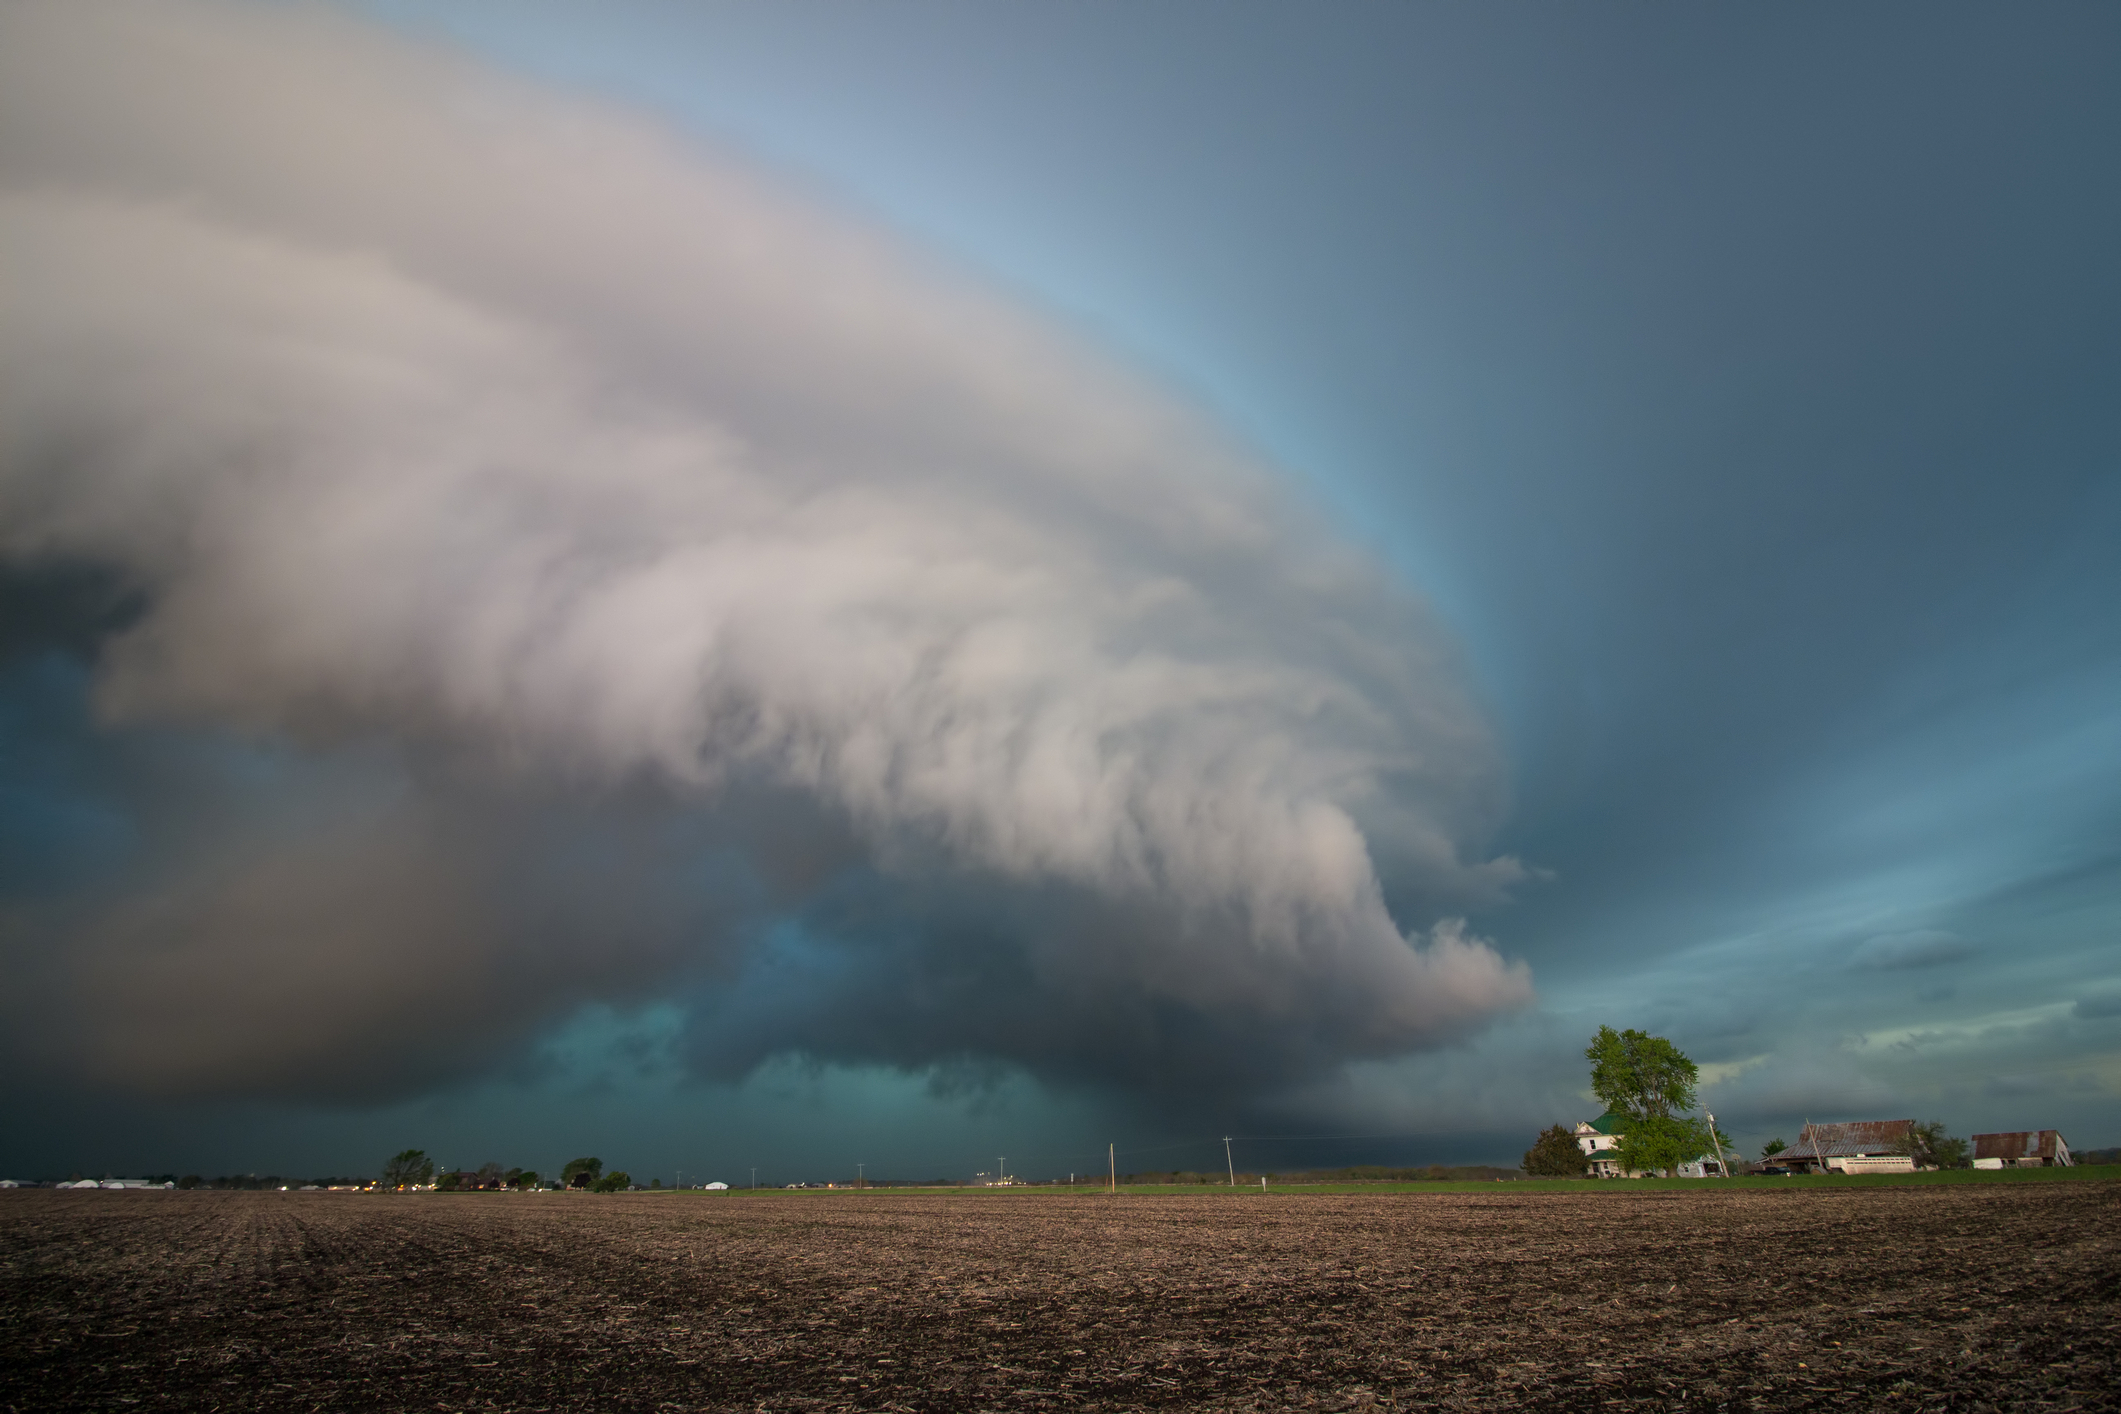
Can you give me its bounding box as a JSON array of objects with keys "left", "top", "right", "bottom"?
[
  {"left": 1109, "top": 1143, "right": 1116, "bottom": 1194},
  {"left": 857, "top": 1163, "right": 864, "bottom": 1189},
  {"left": 750, "top": 1166, "right": 757, "bottom": 1191},
  {"left": 1223, "top": 1136, "right": 1236, "bottom": 1187},
  {"left": 1705, "top": 1113, "right": 1730, "bottom": 1179},
  {"left": 998, "top": 1156, "right": 1006, "bottom": 1185}
]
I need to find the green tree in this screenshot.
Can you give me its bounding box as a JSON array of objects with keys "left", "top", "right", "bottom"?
[
  {"left": 592, "top": 1170, "right": 632, "bottom": 1193},
  {"left": 563, "top": 1157, "right": 603, "bottom": 1189},
  {"left": 1587, "top": 1026, "right": 1699, "bottom": 1124},
  {"left": 382, "top": 1149, "right": 434, "bottom": 1189},
  {"left": 1898, "top": 1120, "right": 1970, "bottom": 1170},
  {"left": 1612, "top": 1115, "right": 1713, "bottom": 1177},
  {"left": 1523, "top": 1124, "right": 1591, "bottom": 1177},
  {"left": 1586, "top": 1027, "right": 1709, "bottom": 1177},
  {"left": 1762, "top": 1138, "right": 1787, "bottom": 1159}
]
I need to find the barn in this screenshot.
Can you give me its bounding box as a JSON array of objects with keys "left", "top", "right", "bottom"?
[{"left": 1971, "top": 1131, "right": 2072, "bottom": 1168}]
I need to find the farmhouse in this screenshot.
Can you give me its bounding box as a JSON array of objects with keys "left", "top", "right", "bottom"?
[
  {"left": 1573, "top": 1112, "right": 1629, "bottom": 1177},
  {"left": 1782, "top": 1120, "right": 1917, "bottom": 1174},
  {"left": 1570, "top": 1115, "right": 1733, "bottom": 1178},
  {"left": 1971, "top": 1130, "right": 2072, "bottom": 1168}
]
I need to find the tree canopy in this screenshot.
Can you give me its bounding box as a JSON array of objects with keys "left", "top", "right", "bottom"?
[
  {"left": 1586, "top": 1026, "right": 1700, "bottom": 1124},
  {"left": 563, "top": 1157, "right": 603, "bottom": 1189},
  {"left": 1612, "top": 1115, "right": 1726, "bottom": 1178},
  {"left": 382, "top": 1149, "right": 433, "bottom": 1189},
  {"left": 1522, "top": 1124, "right": 1590, "bottom": 1177},
  {"left": 1899, "top": 1120, "right": 1971, "bottom": 1170}
]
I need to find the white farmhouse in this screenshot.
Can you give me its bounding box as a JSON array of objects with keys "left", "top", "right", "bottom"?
[{"left": 1573, "top": 1111, "right": 1630, "bottom": 1177}]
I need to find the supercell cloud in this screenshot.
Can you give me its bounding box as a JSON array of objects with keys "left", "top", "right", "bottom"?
[{"left": 0, "top": 0, "right": 1531, "bottom": 1102}]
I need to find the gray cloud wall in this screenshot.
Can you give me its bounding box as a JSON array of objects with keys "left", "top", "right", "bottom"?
[{"left": 0, "top": 0, "right": 1532, "bottom": 1104}]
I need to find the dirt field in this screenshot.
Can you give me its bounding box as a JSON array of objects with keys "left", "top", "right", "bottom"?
[{"left": 2, "top": 1183, "right": 2114, "bottom": 1411}]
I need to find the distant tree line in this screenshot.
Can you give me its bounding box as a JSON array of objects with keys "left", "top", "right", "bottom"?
[{"left": 376, "top": 1151, "right": 637, "bottom": 1192}]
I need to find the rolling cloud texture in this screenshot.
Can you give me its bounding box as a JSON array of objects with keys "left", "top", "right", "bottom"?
[{"left": 0, "top": 1, "right": 1531, "bottom": 1103}]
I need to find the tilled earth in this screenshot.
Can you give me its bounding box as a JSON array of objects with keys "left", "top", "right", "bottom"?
[{"left": 1, "top": 1184, "right": 2115, "bottom": 1411}]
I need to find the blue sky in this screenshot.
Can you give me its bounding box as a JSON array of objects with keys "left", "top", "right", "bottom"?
[{"left": 1, "top": 0, "right": 2117, "bottom": 1182}]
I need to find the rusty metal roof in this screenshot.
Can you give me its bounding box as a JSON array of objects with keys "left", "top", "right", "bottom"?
[{"left": 1791, "top": 1120, "right": 1915, "bottom": 1158}]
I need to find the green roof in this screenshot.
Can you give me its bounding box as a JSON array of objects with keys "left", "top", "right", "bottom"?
[{"left": 1588, "top": 1111, "right": 1629, "bottom": 1135}]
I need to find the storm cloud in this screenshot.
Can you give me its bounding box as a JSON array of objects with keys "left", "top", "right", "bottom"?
[
  {"left": 1847, "top": 931, "right": 1977, "bottom": 972},
  {"left": 0, "top": 0, "right": 1530, "bottom": 1101}
]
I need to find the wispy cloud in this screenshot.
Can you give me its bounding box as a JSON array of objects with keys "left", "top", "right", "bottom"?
[{"left": 1696, "top": 1053, "right": 1771, "bottom": 1089}]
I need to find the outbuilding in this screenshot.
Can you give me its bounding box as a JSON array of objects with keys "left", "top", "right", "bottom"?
[
  {"left": 1971, "top": 1131, "right": 2071, "bottom": 1168},
  {"left": 1781, "top": 1120, "right": 1917, "bottom": 1174}
]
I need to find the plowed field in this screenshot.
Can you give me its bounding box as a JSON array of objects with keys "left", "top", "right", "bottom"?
[{"left": 2, "top": 1183, "right": 2114, "bottom": 1411}]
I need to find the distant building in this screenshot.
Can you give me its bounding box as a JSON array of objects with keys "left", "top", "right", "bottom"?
[
  {"left": 703, "top": 1181, "right": 729, "bottom": 1190},
  {"left": 1784, "top": 1120, "right": 1917, "bottom": 1173},
  {"left": 1573, "top": 1112, "right": 1630, "bottom": 1177},
  {"left": 1971, "top": 1130, "right": 2072, "bottom": 1168},
  {"left": 1676, "top": 1155, "right": 1730, "bottom": 1179}
]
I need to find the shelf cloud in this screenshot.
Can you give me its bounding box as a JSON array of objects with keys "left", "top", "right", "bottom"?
[{"left": 0, "top": 0, "right": 1531, "bottom": 1102}]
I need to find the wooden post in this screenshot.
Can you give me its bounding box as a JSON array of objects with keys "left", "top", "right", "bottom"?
[{"left": 1109, "top": 1143, "right": 1116, "bottom": 1194}]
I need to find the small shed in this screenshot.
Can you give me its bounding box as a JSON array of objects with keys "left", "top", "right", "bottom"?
[{"left": 1971, "top": 1130, "right": 2071, "bottom": 1168}]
